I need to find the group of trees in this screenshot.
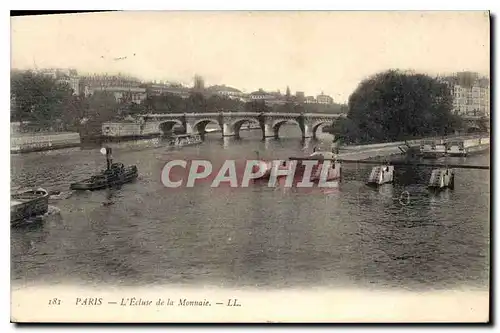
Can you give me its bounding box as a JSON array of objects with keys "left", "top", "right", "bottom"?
[
  {"left": 139, "top": 93, "right": 346, "bottom": 115},
  {"left": 139, "top": 92, "right": 244, "bottom": 114},
  {"left": 11, "top": 71, "right": 123, "bottom": 132},
  {"left": 330, "top": 70, "right": 465, "bottom": 144},
  {"left": 12, "top": 69, "right": 470, "bottom": 143},
  {"left": 10, "top": 70, "right": 347, "bottom": 132},
  {"left": 11, "top": 71, "right": 76, "bottom": 131}
]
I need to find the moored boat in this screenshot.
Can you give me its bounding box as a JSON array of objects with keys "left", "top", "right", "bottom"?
[
  {"left": 305, "top": 151, "right": 342, "bottom": 182},
  {"left": 11, "top": 188, "right": 49, "bottom": 226},
  {"left": 419, "top": 139, "right": 447, "bottom": 159},
  {"left": 446, "top": 140, "right": 466, "bottom": 157},
  {"left": 446, "top": 137, "right": 490, "bottom": 157},
  {"left": 252, "top": 149, "right": 341, "bottom": 182},
  {"left": 167, "top": 134, "right": 202, "bottom": 148}
]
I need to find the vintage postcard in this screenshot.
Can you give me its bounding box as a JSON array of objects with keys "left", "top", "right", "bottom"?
[{"left": 10, "top": 11, "right": 490, "bottom": 323}]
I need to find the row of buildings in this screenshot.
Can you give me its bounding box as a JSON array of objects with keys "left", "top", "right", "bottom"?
[
  {"left": 25, "top": 68, "right": 490, "bottom": 117},
  {"left": 438, "top": 71, "right": 490, "bottom": 117},
  {"left": 30, "top": 68, "right": 337, "bottom": 106}
]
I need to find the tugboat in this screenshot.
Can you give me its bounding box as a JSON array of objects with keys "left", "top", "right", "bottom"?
[
  {"left": 70, "top": 147, "right": 138, "bottom": 191},
  {"left": 11, "top": 188, "right": 49, "bottom": 226}
]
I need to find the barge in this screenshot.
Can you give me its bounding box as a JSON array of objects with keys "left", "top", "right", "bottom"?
[
  {"left": 11, "top": 188, "right": 49, "bottom": 226},
  {"left": 446, "top": 137, "right": 490, "bottom": 157},
  {"left": 419, "top": 136, "right": 489, "bottom": 158},
  {"left": 419, "top": 139, "right": 447, "bottom": 159},
  {"left": 253, "top": 149, "right": 342, "bottom": 182},
  {"left": 167, "top": 134, "right": 202, "bottom": 148}
]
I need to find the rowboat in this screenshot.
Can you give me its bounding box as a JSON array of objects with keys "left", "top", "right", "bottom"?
[{"left": 11, "top": 188, "right": 49, "bottom": 226}]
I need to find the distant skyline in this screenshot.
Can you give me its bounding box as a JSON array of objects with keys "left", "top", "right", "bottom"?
[{"left": 11, "top": 11, "right": 489, "bottom": 103}]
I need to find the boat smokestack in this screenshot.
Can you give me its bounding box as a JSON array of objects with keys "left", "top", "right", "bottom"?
[{"left": 100, "top": 147, "right": 113, "bottom": 170}]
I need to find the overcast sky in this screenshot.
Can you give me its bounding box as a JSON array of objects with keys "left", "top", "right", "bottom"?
[{"left": 11, "top": 11, "right": 489, "bottom": 103}]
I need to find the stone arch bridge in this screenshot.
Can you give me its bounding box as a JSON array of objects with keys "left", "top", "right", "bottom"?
[{"left": 136, "top": 112, "right": 345, "bottom": 139}]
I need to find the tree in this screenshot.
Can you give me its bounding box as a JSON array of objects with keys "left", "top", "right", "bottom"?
[
  {"left": 60, "top": 95, "right": 86, "bottom": 131},
  {"left": 142, "top": 93, "right": 186, "bottom": 113},
  {"left": 78, "top": 91, "right": 118, "bottom": 139},
  {"left": 245, "top": 100, "right": 270, "bottom": 113},
  {"left": 339, "top": 70, "right": 459, "bottom": 144},
  {"left": 205, "top": 95, "right": 244, "bottom": 112},
  {"left": 126, "top": 102, "right": 147, "bottom": 116},
  {"left": 186, "top": 92, "right": 206, "bottom": 113},
  {"left": 86, "top": 91, "right": 119, "bottom": 122},
  {"left": 478, "top": 116, "right": 489, "bottom": 133},
  {"left": 10, "top": 70, "right": 74, "bottom": 129}
]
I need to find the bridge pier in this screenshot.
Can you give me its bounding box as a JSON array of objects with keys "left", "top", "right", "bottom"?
[
  {"left": 222, "top": 123, "right": 236, "bottom": 137},
  {"left": 262, "top": 123, "right": 275, "bottom": 138},
  {"left": 184, "top": 122, "right": 195, "bottom": 135},
  {"left": 302, "top": 123, "right": 313, "bottom": 139}
]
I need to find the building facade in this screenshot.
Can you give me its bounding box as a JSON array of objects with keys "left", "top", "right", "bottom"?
[
  {"left": 37, "top": 68, "right": 80, "bottom": 95},
  {"left": 56, "top": 76, "right": 80, "bottom": 95},
  {"left": 440, "top": 72, "right": 490, "bottom": 117},
  {"left": 249, "top": 89, "right": 275, "bottom": 101},
  {"left": 206, "top": 85, "right": 243, "bottom": 99},
  {"left": 248, "top": 89, "right": 287, "bottom": 105},
  {"left": 305, "top": 96, "right": 316, "bottom": 104},
  {"left": 316, "top": 92, "right": 334, "bottom": 104},
  {"left": 295, "top": 91, "right": 305, "bottom": 104},
  {"left": 451, "top": 80, "right": 490, "bottom": 116},
  {"left": 147, "top": 83, "right": 191, "bottom": 99},
  {"left": 80, "top": 74, "right": 147, "bottom": 104}
]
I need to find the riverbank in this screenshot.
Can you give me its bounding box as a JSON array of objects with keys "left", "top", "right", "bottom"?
[
  {"left": 337, "top": 135, "right": 489, "bottom": 161},
  {"left": 9, "top": 126, "right": 263, "bottom": 154},
  {"left": 10, "top": 130, "right": 488, "bottom": 159},
  {"left": 11, "top": 132, "right": 81, "bottom": 154}
]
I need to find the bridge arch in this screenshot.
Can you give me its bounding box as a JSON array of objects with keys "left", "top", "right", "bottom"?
[
  {"left": 159, "top": 120, "right": 184, "bottom": 135},
  {"left": 272, "top": 119, "right": 301, "bottom": 138},
  {"left": 230, "top": 118, "right": 261, "bottom": 138},
  {"left": 193, "top": 119, "right": 222, "bottom": 134},
  {"left": 311, "top": 121, "right": 334, "bottom": 139}
]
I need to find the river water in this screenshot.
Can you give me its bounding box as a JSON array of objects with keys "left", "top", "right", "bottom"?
[{"left": 11, "top": 127, "right": 490, "bottom": 291}]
